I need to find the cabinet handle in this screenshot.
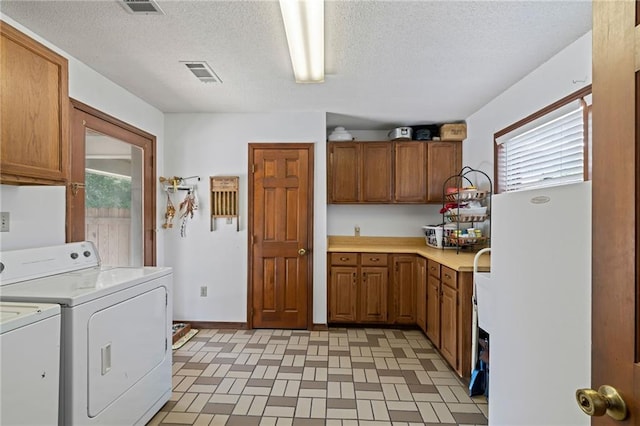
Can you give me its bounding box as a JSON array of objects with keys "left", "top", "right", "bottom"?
[
  {"left": 340, "top": 257, "right": 349, "bottom": 261},
  {"left": 369, "top": 257, "right": 379, "bottom": 262},
  {"left": 444, "top": 274, "right": 452, "bottom": 279}
]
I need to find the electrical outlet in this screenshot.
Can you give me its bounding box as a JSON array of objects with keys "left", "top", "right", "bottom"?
[
  {"left": 0, "top": 212, "right": 9, "bottom": 232},
  {"left": 354, "top": 225, "right": 360, "bottom": 237},
  {"left": 200, "top": 286, "right": 207, "bottom": 297}
]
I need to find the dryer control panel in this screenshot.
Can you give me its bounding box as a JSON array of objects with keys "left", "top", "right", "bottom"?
[{"left": 0, "top": 242, "right": 100, "bottom": 285}]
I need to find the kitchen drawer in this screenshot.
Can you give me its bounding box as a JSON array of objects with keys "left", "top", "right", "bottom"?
[
  {"left": 441, "top": 266, "right": 457, "bottom": 289},
  {"left": 361, "top": 253, "right": 388, "bottom": 266},
  {"left": 428, "top": 259, "right": 441, "bottom": 279},
  {"left": 330, "top": 253, "right": 358, "bottom": 266}
]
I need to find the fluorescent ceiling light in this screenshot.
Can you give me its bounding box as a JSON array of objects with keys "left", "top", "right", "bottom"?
[{"left": 279, "top": 0, "right": 324, "bottom": 83}]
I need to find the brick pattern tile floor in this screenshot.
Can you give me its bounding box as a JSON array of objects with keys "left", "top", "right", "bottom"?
[{"left": 148, "top": 328, "right": 488, "bottom": 426}]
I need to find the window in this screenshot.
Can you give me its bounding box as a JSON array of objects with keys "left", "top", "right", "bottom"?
[{"left": 494, "top": 86, "right": 592, "bottom": 193}]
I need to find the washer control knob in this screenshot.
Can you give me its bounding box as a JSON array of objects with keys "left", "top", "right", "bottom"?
[
  {"left": 83, "top": 251, "right": 92, "bottom": 258},
  {"left": 70, "top": 252, "right": 79, "bottom": 260}
]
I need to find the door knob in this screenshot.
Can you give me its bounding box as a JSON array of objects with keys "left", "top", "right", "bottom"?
[
  {"left": 575, "top": 385, "right": 627, "bottom": 420},
  {"left": 298, "top": 248, "right": 307, "bottom": 256}
]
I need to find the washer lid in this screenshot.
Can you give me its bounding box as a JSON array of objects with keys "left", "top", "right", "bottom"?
[
  {"left": 0, "top": 302, "right": 60, "bottom": 334},
  {"left": 0, "top": 266, "right": 172, "bottom": 307}
]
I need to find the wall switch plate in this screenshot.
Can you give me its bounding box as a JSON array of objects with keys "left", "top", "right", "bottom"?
[
  {"left": 200, "top": 286, "right": 207, "bottom": 297},
  {"left": 354, "top": 225, "right": 360, "bottom": 237},
  {"left": 0, "top": 212, "right": 9, "bottom": 232}
]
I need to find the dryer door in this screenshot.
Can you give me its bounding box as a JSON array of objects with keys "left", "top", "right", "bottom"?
[{"left": 87, "top": 286, "right": 167, "bottom": 417}]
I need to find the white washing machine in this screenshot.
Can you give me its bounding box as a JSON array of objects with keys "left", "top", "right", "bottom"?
[
  {"left": 0, "top": 301, "right": 61, "bottom": 425},
  {"left": 0, "top": 242, "right": 173, "bottom": 425}
]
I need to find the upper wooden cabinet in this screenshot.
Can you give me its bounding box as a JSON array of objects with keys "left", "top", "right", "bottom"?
[
  {"left": 1, "top": 21, "right": 69, "bottom": 185},
  {"left": 327, "top": 140, "right": 462, "bottom": 204},
  {"left": 427, "top": 142, "right": 462, "bottom": 203},
  {"left": 327, "top": 142, "right": 392, "bottom": 203},
  {"left": 328, "top": 143, "right": 360, "bottom": 202},
  {"left": 394, "top": 141, "right": 427, "bottom": 202},
  {"left": 361, "top": 143, "right": 393, "bottom": 202}
]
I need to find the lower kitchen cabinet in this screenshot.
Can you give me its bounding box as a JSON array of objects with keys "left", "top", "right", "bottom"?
[
  {"left": 327, "top": 250, "right": 475, "bottom": 379},
  {"left": 426, "top": 262, "right": 441, "bottom": 346},
  {"left": 440, "top": 282, "right": 458, "bottom": 368},
  {"left": 360, "top": 266, "right": 388, "bottom": 322},
  {"left": 416, "top": 257, "right": 427, "bottom": 332},
  {"left": 328, "top": 253, "right": 388, "bottom": 323},
  {"left": 391, "top": 255, "right": 416, "bottom": 324},
  {"left": 328, "top": 266, "right": 357, "bottom": 322}
]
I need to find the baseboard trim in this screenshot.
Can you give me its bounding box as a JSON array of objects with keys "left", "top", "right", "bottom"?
[
  {"left": 174, "top": 321, "right": 328, "bottom": 331},
  {"left": 177, "top": 321, "right": 248, "bottom": 330}
]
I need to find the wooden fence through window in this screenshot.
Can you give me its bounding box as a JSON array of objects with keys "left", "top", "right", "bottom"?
[{"left": 85, "top": 207, "right": 131, "bottom": 266}]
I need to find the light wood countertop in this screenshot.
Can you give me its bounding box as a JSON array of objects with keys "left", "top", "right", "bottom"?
[{"left": 327, "top": 236, "right": 490, "bottom": 272}]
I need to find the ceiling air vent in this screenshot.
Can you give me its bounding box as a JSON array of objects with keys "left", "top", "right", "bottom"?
[
  {"left": 120, "top": 0, "right": 165, "bottom": 15},
  {"left": 181, "top": 61, "right": 222, "bottom": 84}
]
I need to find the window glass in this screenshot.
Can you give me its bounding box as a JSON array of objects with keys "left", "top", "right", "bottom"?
[{"left": 495, "top": 87, "right": 591, "bottom": 193}]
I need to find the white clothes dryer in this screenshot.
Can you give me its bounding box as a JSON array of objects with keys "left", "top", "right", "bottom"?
[
  {"left": 0, "top": 301, "right": 61, "bottom": 425},
  {"left": 0, "top": 242, "right": 173, "bottom": 426}
]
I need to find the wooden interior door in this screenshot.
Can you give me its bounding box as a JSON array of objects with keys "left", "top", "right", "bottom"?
[
  {"left": 590, "top": 0, "right": 639, "bottom": 422},
  {"left": 248, "top": 144, "right": 314, "bottom": 329}
]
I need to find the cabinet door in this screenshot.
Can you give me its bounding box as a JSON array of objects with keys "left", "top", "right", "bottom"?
[
  {"left": 329, "top": 266, "right": 357, "bottom": 322},
  {"left": 392, "top": 255, "right": 416, "bottom": 324},
  {"left": 426, "top": 275, "right": 441, "bottom": 346},
  {"left": 416, "top": 257, "right": 427, "bottom": 332},
  {"left": 426, "top": 142, "right": 462, "bottom": 203},
  {"left": 328, "top": 142, "right": 360, "bottom": 203},
  {"left": 440, "top": 284, "right": 458, "bottom": 369},
  {"left": 1, "top": 22, "right": 69, "bottom": 184},
  {"left": 361, "top": 142, "right": 392, "bottom": 202},
  {"left": 394, "top": 141, "right": 427, "bottom": 203},
  {"left": 359, "top": 266, "right": 388, "bottom": 322}
]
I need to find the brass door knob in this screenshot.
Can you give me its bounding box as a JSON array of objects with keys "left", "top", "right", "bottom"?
[
  {"left": 575, "top": 385, "right": 627, "bottom": 420},
  {"left": 298, "top": 248, "right": 307, "bottom": 256}
]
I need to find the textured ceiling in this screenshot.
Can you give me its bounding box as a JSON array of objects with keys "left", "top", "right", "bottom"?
[{"left": 1, "top": 0, "right": 592, "bottom": 130}]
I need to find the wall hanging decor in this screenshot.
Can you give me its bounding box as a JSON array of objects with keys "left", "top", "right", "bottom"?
[
  {"left": 209, "top": 176, "right": 239, "bottom": 231},
  {"left": 159, "top": 176, "right": 200, "bottom": 237}
]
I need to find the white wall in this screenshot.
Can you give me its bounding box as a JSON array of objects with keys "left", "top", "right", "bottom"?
[
  {"left": 464, "top": 31, "right": 593, "bottom": 180},
  {"left": 164, "top": 112, "right": 327, "bottom": 324},
  {"left": 0, "top": 15, "right": 165, "bottom": 262},
  {"left": 327, "top": 129, "right": 443, "bottom": 236},
  {"left": 463, "top": 32, "right": 592, "bottom": 425},
  {"left": 0, "top": 186, "right": 65, "bottom": 250}
]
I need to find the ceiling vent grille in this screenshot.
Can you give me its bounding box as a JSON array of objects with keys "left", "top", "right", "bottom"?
[
  {"left": 120, "top": 0, "right": 165, "bottom": 15},
  {"left": 181, "top": 61, "right": 222, "bottom": 84}
]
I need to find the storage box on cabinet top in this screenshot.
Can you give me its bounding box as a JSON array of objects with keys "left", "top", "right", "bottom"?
[
  {"left": 440, "top": 123, "right": 467, "bottom": 141},
  {"left": 388, "top": 127, "right": 412, "bottom": 140},
  {"left": 411, "top": 125, "right": 439, "bottom": 141}
]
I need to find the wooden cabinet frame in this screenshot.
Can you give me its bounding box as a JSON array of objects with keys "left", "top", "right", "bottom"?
[
  {"left": 327, "top": 141, "right": 462, "bottom": 204},
  {"left": 327, "top": 253, "right": 389, "bottom": 324},
  {"left": 1, "top": 21, "right": 69, "bottom": 185}
]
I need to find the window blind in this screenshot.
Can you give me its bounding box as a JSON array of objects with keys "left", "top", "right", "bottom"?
[{"left": 497, "top": 105, "right": 585, "bottom": 192}]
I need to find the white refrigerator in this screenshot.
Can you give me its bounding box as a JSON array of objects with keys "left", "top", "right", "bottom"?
[{"left": 489, "top": 181, "right": 591, "bottom": 425}]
